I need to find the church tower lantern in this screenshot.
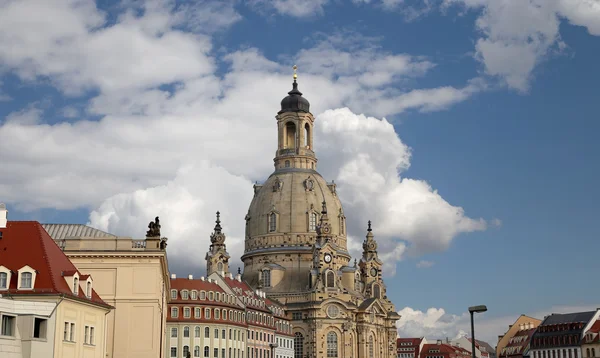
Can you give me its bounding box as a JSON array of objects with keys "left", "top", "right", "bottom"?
[{"left": 274, "top": 65, "right": 317, "bottom": 171}]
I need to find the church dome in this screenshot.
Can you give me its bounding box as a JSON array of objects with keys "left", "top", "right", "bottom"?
[
  {"left": 279, "top": 80, "right": 310, "bottom": 114},
  {"left": 245, "top": 170, "right": 345, "bottom": 242}
]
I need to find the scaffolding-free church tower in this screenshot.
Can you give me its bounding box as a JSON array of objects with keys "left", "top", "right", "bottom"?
[{"left": 241, "top": 68, "right": 400, "bottom": 358}]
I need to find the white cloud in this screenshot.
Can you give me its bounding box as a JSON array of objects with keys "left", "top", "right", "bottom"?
[
  {"left": 397, "top": 304, "right": 599, "bottom": 344},
  {"left": 248, "top": 0, "right": 329, "bottom": 17},
  {"left": 416, "top": 260, "right": 434, "bottom": 268},
  {"left": 0, "top": 0, "right": 214, "bottom": 94},
  {"left": 442, "top": 0, "right": 600, "bottom": 92},
  {"left": 0, "top": 0, "right": 486, "bottom": 275}
]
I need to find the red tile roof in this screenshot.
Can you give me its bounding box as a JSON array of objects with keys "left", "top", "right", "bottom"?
[
  {"left": 0, "top": 221, "right": 110, "bottom": 308},
  {"left": 223, "top": 277, "right": 271, "bottom": 313},
  {"left": 587, "top": 320, "right": 600, "bottom": 334}
]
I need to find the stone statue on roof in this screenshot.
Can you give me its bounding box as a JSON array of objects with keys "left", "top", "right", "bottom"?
[{"left": 146, "top": 216, "right": 161, "bottom": 237}]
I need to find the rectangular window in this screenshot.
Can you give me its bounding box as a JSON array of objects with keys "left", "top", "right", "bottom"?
[
  {"left": 64, "top": 322, "right": 69, "bottom": 340},
  {"left": 215, "top": 329, "right": 219, "bottom": 339},
  {"left": 292, "top": 312, "right": 302, "bottom": 320},
  {"left": 1, "top": 315, "right": 15, "bottom": 336},
  {"left": 0, "top": 272, "right": 7, "bottom": 289},
  {"left": 222, "top": 329, "right": 226, "bottom": 339},
  {"left": 171, "top": 290, "right": 177, "bottom": 299},
  {"left": 184, "top": 307, "right": 191, "bottom": 318},
  {"left": 33, "top": 317, "right": 47, "bottom": 339},
  {"left": 70, "top": 323, "right": 75, "bottom": 341},
  {"left": 85, "top": 326, "right": 89, "bottom": 344},
  {"left": 222, "top": 348, "right": 226, "bottom": 358},
  {"left": 90, "top": 327, "right": 95, "bottom": 345},
  {"left": 195, "top": 307, "right": 201, "bottom": 318},
  {"left": 205, "top": 308, "right": 211, "bottom": 319},
  {"left": 172, "top": 328, "right": 178, "bottom": 337},
  {"left": 171, "top": 347, "right": 177, "bottom": 357},
  {"left": 215, "top": 348, "right": 219, "bottom": 358}
]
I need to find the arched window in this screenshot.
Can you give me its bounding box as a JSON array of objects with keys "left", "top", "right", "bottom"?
[
  {"left": 86, "top": 281, "right": 92, "bottom": 297},
  {"left": 369, "top": 335, "right": 374, "bottom": 358},
  {"left": 194, "top": 346, "right": 201, "bottom": 357},
  {"left": 326, "top": 270, "right": 335, "bottom": 288},
  {"left": 183, "top": 345, "right": 190, "bottom": 357},
  {"left": 72, "top": 276, "right": 78, "bottom": 294},
  {"left": 373, "top": 284, "right": 381, "bottom": 299},
  {"left": 269, "top": 213, "right": 277, "bottom": 232},
  {"left": 184, "top": 326, "right": 190, "bottom": 337},
  {"left": 304, "top": 123, "right": 311, "bottom": 148},
  {"left": 294, "top": 332, "right": 304, "bottom": 358},
  {"left": 285, "top": 160, "right": 291, "bottom": 168},
  {"left": 327, "top": 331, "right": 338, "bottom": 357},
  {"left": 285, "top": 122, "right": 296, "bottom": 149},
  {"left": 592, "top": 348, "right": 596, "bottom": 357},
  {"left": 204, "top": 346, "right": 210, "bottom": 357},
  {"left": 217, "top": 262, "right": 224, "bottom": 272},
  {"left": 309, "top": 212, "right": 317, "bottom": 232},
  {"left": 261, "top": 270, "right": 271, "bottom": 287},
  {"left": 204, "top": 327, "right": 210, "bottom": 338},
  {"left": 195, "top": 326, "right": 200, "bottom": 337},
  {"left": 0, "top": 272, "right": 7, "bottom": 289}
]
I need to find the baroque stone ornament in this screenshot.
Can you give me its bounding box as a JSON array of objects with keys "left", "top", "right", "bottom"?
[
  {"left": 304, "top": 177, "right": 315, "bottom": 191},
  {"left": 272, "top": 177, "right": 283, "bottom": 192},
  {"left": 146, "top": 216, "right": 161, "bottom": 237}
]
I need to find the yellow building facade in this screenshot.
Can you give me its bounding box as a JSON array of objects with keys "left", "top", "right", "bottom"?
[{"left": 44, "top": 221, "right": 170, "bottom": 358}]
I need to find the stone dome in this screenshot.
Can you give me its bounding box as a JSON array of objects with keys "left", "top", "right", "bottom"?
[
  {"left": 279, "top": 80, "right": 310, "bottom": 114},
  {"left": 245, "top": 169, "right": 345, "bottom": 242}
]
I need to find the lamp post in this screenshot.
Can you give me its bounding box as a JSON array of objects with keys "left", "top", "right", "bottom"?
[{"left": 468, "top": 305, "right": 488, "bottom": 358}]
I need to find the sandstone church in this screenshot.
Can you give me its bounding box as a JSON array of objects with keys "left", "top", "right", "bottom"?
[{"left": 205, "top": 71, "right": 400, "bottom": 358}]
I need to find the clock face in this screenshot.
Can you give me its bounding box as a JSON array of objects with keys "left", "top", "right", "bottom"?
[
  {"left": 370, "top": 268, "right": 377, "bottom": 277},
  {"left": 324, "top": 254, "right": 332, "bottom": 263}
]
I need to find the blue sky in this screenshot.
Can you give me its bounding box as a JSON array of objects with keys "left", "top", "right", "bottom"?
[{"left": 2, "top": 0, "right": 600, "bottom": 343}]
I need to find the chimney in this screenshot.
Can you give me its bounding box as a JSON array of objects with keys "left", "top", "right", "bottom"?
[
  {"left": 188, "top": 274, "right": 193, "bottom": 280},
  {"left": 229, "top": 273, "right": 234, "bottom": 279},
  {"left": 200, "top": 276, "right": 205, "bottom": 281},
  {"left": 0, "top": 203, "right": 7, "bottom": 229},
  {"left": 447, "top": 337, "right": 450, "bottom": 343},
  {"left": 520, "top": 324, "right": 524, "bottom": 330},
  {"left": 171, "top": 274, "right": 176, "bottom": 279},
  {"left": 437, "top": 340, "right": 442, "bottom": 345},
  {"left": 236, "top": 273, "right": 242, "bottom": 282}
]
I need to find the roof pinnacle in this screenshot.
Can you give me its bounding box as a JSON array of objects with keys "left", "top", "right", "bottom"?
[
  {"left": 293, "top": 65, "right": 298, "bottom": 81},
  {"left": 214, "top": 211, "right": 222, "bottom": 233}
]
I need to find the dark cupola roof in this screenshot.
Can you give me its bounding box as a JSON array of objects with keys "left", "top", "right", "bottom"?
[{"left": 279, "top": 79, "right": 310, "bottom": 114}]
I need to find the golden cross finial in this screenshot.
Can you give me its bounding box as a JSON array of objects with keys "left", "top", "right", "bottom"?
[{"left": 293, "top": 65, "right": 298, "bottom": 80}]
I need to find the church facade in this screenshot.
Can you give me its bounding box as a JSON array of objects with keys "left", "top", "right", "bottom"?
[{"left": 232, "top": 73, "right": 401, "bottom": 358}]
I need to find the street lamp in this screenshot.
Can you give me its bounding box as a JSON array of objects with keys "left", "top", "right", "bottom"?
[{"left": 468, "top": 305, "right": 488, "bottom": 358}]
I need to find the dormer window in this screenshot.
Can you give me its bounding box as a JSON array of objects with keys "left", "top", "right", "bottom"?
[
  {"left": 181, "top": 290, "right": 189, "bottom": 299},
  {"left": 86, "top": 280, "right": 92, "bottom": 298},
  {"left": 171, "top": 289, "right": 177, "bottom": 300},
  {"left": 0, "top": 266, "right": 10, "bottom": 290},
  {"left": 191, "top": 290, "right": 197, "bottom": 300},
  {"left": 0, "top": 272, "right": 7, "bottom": 289},
  {"left": 22, "top": 272, "right": 33, "bottom": 288},
  {"left": 17, "top": 266, "right": 36, "bottom": 290},
  {"left": 73, "top": 277, "right": 79, "bottom": 295}
]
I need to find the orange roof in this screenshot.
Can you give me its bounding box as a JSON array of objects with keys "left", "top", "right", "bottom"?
[{"left": 0, "top": 221, "right": 109, "bottom": 308}]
